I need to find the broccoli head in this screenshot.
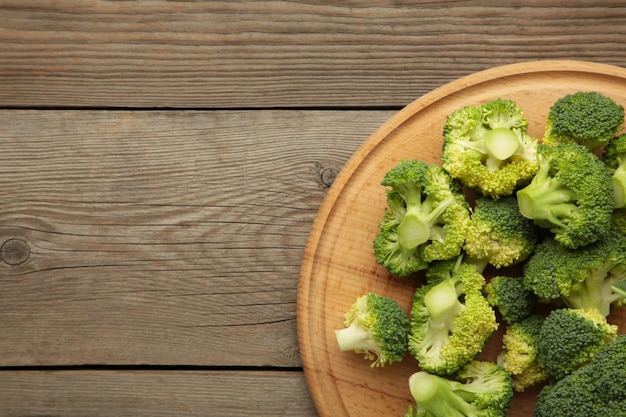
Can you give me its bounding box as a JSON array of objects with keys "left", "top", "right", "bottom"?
[
  {"left": 536, "top": 307, "right": 617, "bottom": 380},
  {"left": 405, "top": 361, "right": 513, "bottom": 417},
  {"left": 408, "top": 256, "right": 498, "bottom": 376},
  {"left": 373, "top": 159, "right": 470, "bottom": 276},
  {"left": 440, "top": 98, "right": 539, "bottom": 198},
  {"left": 534, "top": 334, "right": 626, "bottom": 417},
  {"left": 484, "top": 275, "right": 537, "bottom": 325},
  {"left": 496, "top": 314, "right": 549, "bottom": 392},
  {"left": 523, "top": 232, "right": 626, "bottom": 317},
  {"left": 543, "top": 91, "right": 624, "bottom": 151},
  {"left": 516, "top": 142, "right": 614, "bottom": 249},
  {"left": 464, "top": 195, "right": 538, "bottom": 268},
  {"left": 335, "top": 292, "right": 410, "bottom": 367}
]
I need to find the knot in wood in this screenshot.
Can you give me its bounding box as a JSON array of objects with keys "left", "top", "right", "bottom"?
[
  {"left": 320, "top": 167, "right": 338, "bottom": 187},
  {"left": 1, "top": 238, "right": 30, "bottom": 265}
]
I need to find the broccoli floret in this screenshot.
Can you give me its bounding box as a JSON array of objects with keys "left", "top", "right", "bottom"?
[
  {"left": 408, "top": 256, "right": 498, "bottom": 375},
  {"left": 373, "top": 159, "right": 471, "bottom": 276},
  {"left": 533, "top": 334, "right": 626, "bottom": 417},
  {"left": 516, "top": 142, "right": 614, "bottom": 249},
  {"left": 601, "top": 134, "right": 626, "bottom": 235},
  {"left": 496, "top": 315, "right": 549, "bottom": 392},
  {"left": 441, "top": 98, "right": 539, "bottom": 198},
  {"left": 335, "top": 292, "right": 410, "bottom": 367},
  {"left": 485, "top": 275, "right": 537, "bottom": 324},
  {"left": 543, "top": 91, "right": 624, "bottom": 151},
  {"left": 405, "top": 361, "right": 513, "bottom": 417},
  {"left": 464, "top": 195, "right": 539, "bottom": 268},
  {"left": 536, "top": 308, "right": 617, "bottom": 380},
  {"left": 523, "top": 232, "right": 626, "bottom": 317}
]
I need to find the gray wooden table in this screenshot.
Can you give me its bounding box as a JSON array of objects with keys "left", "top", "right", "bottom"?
[{"left": 1, "top": 2, "right": 626, "bottom": 415}]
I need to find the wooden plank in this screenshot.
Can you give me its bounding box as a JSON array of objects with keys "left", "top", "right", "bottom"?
[
  {"left": 2, "top": 1, "right": 626, "bottom": 108},
  {"left": 0, "top": 369, "right": 318, "bottom": 417},
  {"left": 0, "top": 109, "right": 394, "bottom": 367}
]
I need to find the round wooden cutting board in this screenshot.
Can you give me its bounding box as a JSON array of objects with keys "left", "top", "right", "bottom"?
[{"left": 297, "top": 60, "right": 626, "bottom": 417}]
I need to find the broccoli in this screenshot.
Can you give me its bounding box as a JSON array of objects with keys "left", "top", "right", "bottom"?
[
  {"left": 523, "top": 232, "right": 626, "bottom": 316},
  {"left": 464, "top": 195, "right": 538, "bottom": 269},
  {"left": 404, "top": 361, "right": 513, "bottom": 417},
  {"left": 373, "top": 159, "right": 471, "bottom": 277},
  {"left": 335, "top": 292, "right": 410, "bottom": 367},
  {"left": 408, "top": 256, "right": 498, "bottom": 376},
  {"left": 496, "top": 315, "right": 549, "bottom": 392},
  {"left": 543, "top": 91, "right": 624, "bottom": 151},
  {"left": 601, "top": 133, "right": 626, "bottom": 234},
  {"left": 533, "top": 334, "right": 626, "bottom": 417},
  {"left": 440, "top": 98, "right": 539, "bottom": 198},
  {"left": 536, "top": 308, "right": 618, "bottom": 380},
  {"left": 516, "top": 142, "right": 614, "bottom": 249},
  {"left": 485, "top": 275, "right": 537, "bottom": 325}
]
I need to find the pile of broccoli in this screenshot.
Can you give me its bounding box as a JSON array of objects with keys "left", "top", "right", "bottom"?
[{"left": 333, "top": 91, "right": 626, "bottom": 417}]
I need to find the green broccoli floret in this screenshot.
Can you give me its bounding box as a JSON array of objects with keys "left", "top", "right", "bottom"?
[
  {"left": 485, "top": 275, "right": 537, "bottom": 324},
  {"left": 404, "top": 361, "right": 513, "bottom": 417},
  {"left": 464, "top": 195, "right": 538, "bottom": 268},
  {"left": 440, "top": 98, "right": 539, "bottom": 198},
  {"left": 533, "top": 334, "right": 626, "bottom": 417},
  {"left": 408, "top": 256, "right": 498, "bottom": 376},
  {"left": 335, "top": 292, "right": 410, "bottom": 367},
  {"left": 543, "top": 91, "right": 624, "bottom": 151},
  {"left": 601, "top": 133, "right": 626, "bottom": 235},
  {"left": 536, "top": 308, "right": 617, "bottom": 380},
  {"left": 373, "top": 159, "right": 471, "bottom": 276},
  {"left": 516, "top": 142, "right": 614, "bottom": 249},
  {"left": 523, "top": 232, "right": 626, "bottom": 317},
  {"left": 496, "top": 315, "right": 549, "bottom": 392}
]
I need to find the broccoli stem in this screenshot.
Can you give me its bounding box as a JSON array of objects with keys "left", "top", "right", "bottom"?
[
  {"left": 611, "top": 163, "right": 626, "bottom": 208},
  {"left": 397, "top": 196, "right": 454, "bottom": 249},
  {"left": 517, "top": 161, "right": 578, "bottom": 227},
  {"left": 409, "top": 372, "right": 477, "bottom": 417},
  {"left": 424, "top": 280, "right": 464, "bottom": 327},
  {"left": 567, "top": 266, "right": 625, "bottom": 317},
  {"left": 335, "top": 323, "right": 375, "bottom": 354},
  {"left": 484, "top": 127, "right": 520, "bottom": 165}
]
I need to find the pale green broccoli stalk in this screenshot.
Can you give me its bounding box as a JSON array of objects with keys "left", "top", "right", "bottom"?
[
  {"left": 441, "top": 98, "right": 539, "bottom": 198},
  {"left": 408, "top": 256, "right": 498, "bottom": 376},
  {"left": 373, "top": 159, "right": 470, "bottom": 277},
  {"left": 335, "top": 292, "right": 410, "bottom": 367},
  {"left": 537, "top": 308, "right": 617, "bottom": 380},
  {"left": 601, "top": 133, "right": 626, "bottom": 234},
  {"left": 496, "top": 315, "right": 549, "bottom": 392},
  {"left": 484, "top": 275, "right": 537, "bottom": 325},
  {"left": 534, "top": 334, "right": 626, "bottom": 417},
  {"left": 516, "top": 142, "right": 614, "bottom": 249},
  {"left": 404, "top": 361, "right": 513, "bottom": 417},
  {"left": 543, "top": 91, "right": 624, "bottom": 151},
  {"left": 463, "top": 195, "right": 538, "bottom": 268},
  {"left": 523, "top": 232, "right": 626, "bottom": 317}
]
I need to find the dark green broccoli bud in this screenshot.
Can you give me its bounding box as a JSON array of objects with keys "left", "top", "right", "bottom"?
[
  {"left": 408, "top": 256, "right": 498, "bottom": 376},
  {"left": 543, "top": 91, "right": 624, "bottom": 151},
  {"left": 485, "top": 275, "right": 537, "bottom": 324},
  {"left": 441, "top": 98, "right": 539, "bottom": 198},
  {"left": 405, "top": 361, "right": 513, "bottom": 417},
  {"left": 523, "top": 232, "right": 626, "bottom": 317},
  {"left": 534, "top": 334, "right": 626, "bottom": 417},
  {"left": 516, "top": 142, "right": 614, "bottom": 249},
  {"left": 496, "top": 315, "right": 549, "bottom": 392},
  {"left": 537, "top": 308, "right": 617, "bottom": 380},
  {"left": 464, "top": 195, "right": 539, "bottom": 268},
  {"left": 335, "top": 292, "right": 410, "bottom": 367},
  {"left": 373, "top": 159, "right": 470, "bottom": 277}
]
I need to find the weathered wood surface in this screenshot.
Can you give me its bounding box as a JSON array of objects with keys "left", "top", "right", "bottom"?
[
  {"left": 2, "top": 1, "right": 626, "bottom": 108},
  {"left": 0, "top": 370, "right": 316, "bottom": 416}
]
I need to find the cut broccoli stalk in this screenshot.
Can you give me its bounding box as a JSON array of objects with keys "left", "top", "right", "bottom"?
[
  {"left": 409, "top": 371, "right": 478, "bottom": 416},
  {"left": 484, "top": 127, "right": 521, "bottom": 168},
  {"left": 397, "top": 194, "right": 454, "bottom": 249},
  {"left": 611, "top": 163, "right": 626, "bottom": 208},
  {"left": 336, "top": 323, "right": 376, "bottom": 354},
  {"left": 612, "top": 279, "right": 626, "bottom": 298},
  {"left": 424, "top": 280, "right": 464, "bottom": 326},
  {"left": 516, "top": 160, "right": 578, "bottom": 228}
]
